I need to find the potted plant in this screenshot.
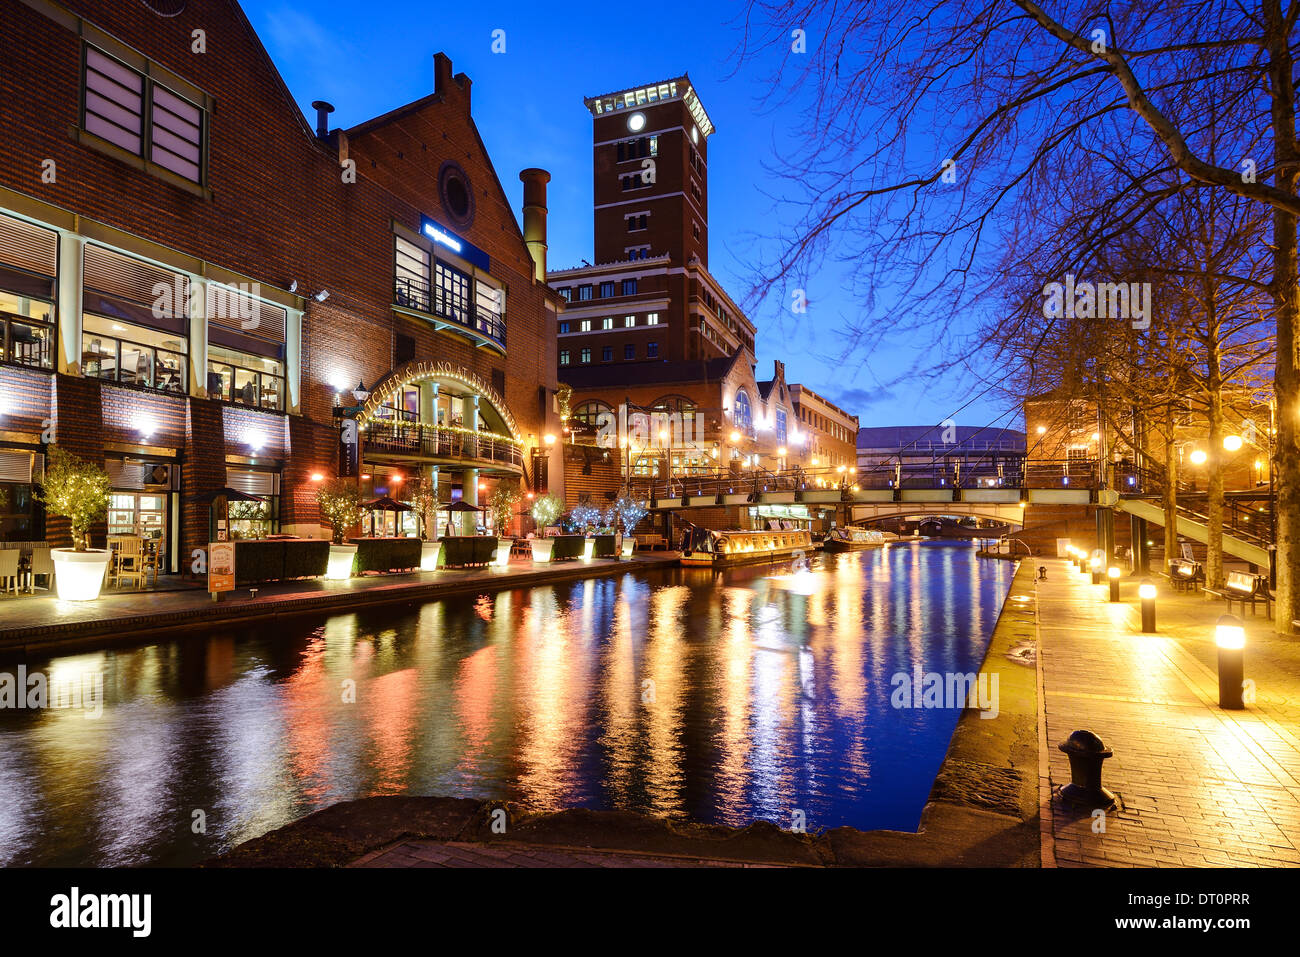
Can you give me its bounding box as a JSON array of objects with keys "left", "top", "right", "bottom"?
[
  {"left": 528, "top": 493, "right": 563, "bottom": 562},
  {"left": 488, "top": 485, "right": 521, "bottom": 567},
  {"left": 38, "top": 446, "right": 113, "bottom": 600},
  {"left": 404, "top": 479, "right": 443, "bottom": 570},
  {"left": 315, "top": 478, "right": 363, "bottom": 579},
  {"left": 613, "top": 495, "right": 648, "bottom": 558}
]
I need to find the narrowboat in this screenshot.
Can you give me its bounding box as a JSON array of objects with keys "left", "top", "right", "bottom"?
[
  {"left": 821, "top": 526, "right": 886, "bottom": 551},
  {"left": 679, "top": 526, "right": 813, "bottom": 567}
]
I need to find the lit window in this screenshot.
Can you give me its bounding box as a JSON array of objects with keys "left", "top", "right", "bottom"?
[
  {"left": 647, "top": 312, "right": 660, "bottom": 325},
  {"left": 580, "top": 347, "right": 591, "bottom": 363},
  {"left": 580, "top": 319, "right": 592, "bottom": 332},
  {"left": 559, "top": 350, "right": 570, "bottom": 366},
  {"left": 624, "top": 315, "right": 635, "bottom": 327},
  {"left": 602, "top": 317, "right": 613, "bottom": 329}
]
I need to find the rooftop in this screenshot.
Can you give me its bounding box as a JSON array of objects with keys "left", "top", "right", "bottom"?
[{"left": 583, "top": 74, "right": 715, "bottom": 138}]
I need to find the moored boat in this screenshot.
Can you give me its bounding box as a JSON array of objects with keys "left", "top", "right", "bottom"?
[
  {"left": 822, "top": 526, "right": 886, "bottom": 551},
  {"left": 679, "top": 526, "right": 813, "bottom": 567}
]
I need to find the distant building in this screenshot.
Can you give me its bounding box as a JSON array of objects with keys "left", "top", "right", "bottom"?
[
  {"left": 550, "top": 75, "right": 857, "bottom": 533},
  {"left": 857, "top": 425, "right": 1027, "bottom": 487}
]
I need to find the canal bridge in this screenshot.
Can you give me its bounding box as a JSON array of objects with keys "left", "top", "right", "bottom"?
[{"left": 627, "top": 458, "right": 1274, "bottom": 565}]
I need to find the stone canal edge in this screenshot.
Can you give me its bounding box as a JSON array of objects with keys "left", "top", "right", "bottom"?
[{"left": 207, "top": 560, "right": 1043, "bottom": 868}]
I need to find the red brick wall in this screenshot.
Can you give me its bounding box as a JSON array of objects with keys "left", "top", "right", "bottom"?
[{"left": 0, "top": 0, "right": 558, "bottom": 557}]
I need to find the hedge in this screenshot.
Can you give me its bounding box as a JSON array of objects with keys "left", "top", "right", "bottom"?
[
  {"left": 234, "top": 539, "right": 330, "bottom": 584},
  {"left": 347, "top": 537, "right": 424, "bottom": 574},
  {"left": 440, "top": 536, "right": 498, "bottom": 567}
]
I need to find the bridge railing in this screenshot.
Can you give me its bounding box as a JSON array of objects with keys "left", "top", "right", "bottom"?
[{"left": 626, "top": 457, "right": 1107, "bottom": 500}]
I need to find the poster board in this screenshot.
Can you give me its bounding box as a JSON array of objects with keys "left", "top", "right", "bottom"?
[{"left": 208, "top": 541, "right": 235, "bottom": 594}]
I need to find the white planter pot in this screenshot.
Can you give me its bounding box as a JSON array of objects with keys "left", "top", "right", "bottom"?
[
  {"left": 494, "top": 540, "right": 513, "bottom": 568},
  {"left": 51, "top": 548, "right": 111, "bottom": 601},
  {"left": 582, "top": 538, "right": 596, "bottom": 562},
  {"left": 420, "top": 541, "right": 444, "bottom": 571},
  {"left": 620, "top": 537, "right": 636, "bottom": 559},
  {"left": 326, "top": 543, "right": 358, "bottom": 580},
  {"left": 530, "top": 539, "right": 554, "bottom": 563}
]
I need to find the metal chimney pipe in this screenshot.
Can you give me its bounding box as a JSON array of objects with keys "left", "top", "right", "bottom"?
[
  {"left": 310, "top": 100, "right": 335, "bottom": 139},
  {"left": 519, "top": 168, "right": 550, "bottom": 282}
]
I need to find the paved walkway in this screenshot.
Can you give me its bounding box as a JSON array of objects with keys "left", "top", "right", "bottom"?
[
  {"left": 1038, "top": 558, "right": 1300, "bottom": 867},
  {"left": 0, "top": 552, "right": 679, "bottom": 657},
  {"left": 352, "top": 840, "right": 782, "bottom": 868}
]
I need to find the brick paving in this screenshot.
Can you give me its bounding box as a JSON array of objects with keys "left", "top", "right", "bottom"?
[
  {"left": 352, "top": 840, "right": 783, "bottom": 868},
  {"left": 1038, "top": 558, "right": 1300, "bottom": 868}
]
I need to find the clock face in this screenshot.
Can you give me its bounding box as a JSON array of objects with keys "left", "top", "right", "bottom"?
[{"left": 627, "top": 112, "right": 646, "bottom": 132}]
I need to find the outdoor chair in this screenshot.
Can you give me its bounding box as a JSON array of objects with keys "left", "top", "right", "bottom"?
[
  {"left": 113, "top": 536, "right": 146, "bottom": 589},
  {"left": 0, "top": 549, "right": 19, "bottom": 595},
  {"left": 28, "top": 545, "right": 54, "bottom": 593}
]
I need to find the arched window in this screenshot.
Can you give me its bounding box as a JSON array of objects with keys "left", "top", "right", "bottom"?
[
  {"left": 733, "top": 389, "right": 752, "bottom": 432},
  {"left": 571, "top": 400, "right": 613, "bottom": 429},
  {"left": 650, "top": 394, "right": 698, "bottom": 428}
]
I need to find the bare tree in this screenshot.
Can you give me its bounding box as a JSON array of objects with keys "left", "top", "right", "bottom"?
[{"left": 739, "top": 0, "right": 1299, "bottom": 631}]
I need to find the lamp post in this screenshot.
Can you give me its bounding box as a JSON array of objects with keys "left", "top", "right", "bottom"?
[
  {"left": 1215, "top": 615, "right": 1246, "bottom": 709},
  {"left": 1139, "top": 579, "right": 1156, "bottom": 632},
  {"left": 1108, "top": 566, "right": 1121, "bottom": 602}
]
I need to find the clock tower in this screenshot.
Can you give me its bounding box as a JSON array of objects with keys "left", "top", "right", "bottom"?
[{"left": 586, "top": 77, "right": 712, "bottom": 268}]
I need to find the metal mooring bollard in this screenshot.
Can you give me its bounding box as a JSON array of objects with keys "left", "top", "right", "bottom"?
[
  {"left": 1038, "top": 565, "right": 1047, "bottom": 581},
  {"left": 1057, "top": 729, "right": 1117, "bottom": 810}
]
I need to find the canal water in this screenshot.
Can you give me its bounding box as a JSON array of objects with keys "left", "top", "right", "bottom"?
[{"left": 0, "top": 540, "right": 1014, "bottom": 866}]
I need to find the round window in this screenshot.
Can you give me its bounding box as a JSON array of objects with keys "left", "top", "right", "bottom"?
[{"left": 439, "top": 162, "right": 475, "bottom": 227}]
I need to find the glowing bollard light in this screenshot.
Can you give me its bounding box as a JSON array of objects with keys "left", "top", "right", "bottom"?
[
  {"left": 1215, "top": 615, "right": 1246, "bottom": 710},
  {"left": 1090, "top": 555, "right": 1103, "bottom": 584},
  {"left": 1139, "top": 579, "right": 1157, "bottom": 632},
  {"left": 582, "top": 538, "right": 596, "bottom": 562},
  {"left": 1107, "top": 566, "right": 1121, "bottom": 602}
]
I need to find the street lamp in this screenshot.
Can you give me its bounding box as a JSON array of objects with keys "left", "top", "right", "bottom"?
[
  {"left": 1107, "top": 566, "right": 1120, "bottom": 602},
  {"left": 1190, "top": 449, "right": 1208, "bottom": 465},
  {"left": 1214, "top": 614, "right": 1246, "bottom": 709},
  {"left": 1223, "top": 435, "right": 1243, "bottom": 451}
]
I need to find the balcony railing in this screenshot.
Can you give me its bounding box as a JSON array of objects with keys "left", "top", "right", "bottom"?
[
  {"left": 364, "top": 421, "right": 523, "bottom": 470},
  {"left": 394, "top": 276, "right": 506, "bottom": 349}
]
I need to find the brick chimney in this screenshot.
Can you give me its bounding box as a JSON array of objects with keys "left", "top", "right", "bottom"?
[{"left": 519, "top": 168, "right": 551, "bottom": 282}]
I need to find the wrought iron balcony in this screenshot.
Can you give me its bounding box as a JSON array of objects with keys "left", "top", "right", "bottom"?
[
  {"left": 364, "top": 420, "right": 523, "bottom": 470},
  {"left": 394, "top": 276, "right": 506, "bottom": 350}
]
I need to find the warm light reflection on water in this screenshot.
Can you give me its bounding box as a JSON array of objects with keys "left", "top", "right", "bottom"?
[{"left": 0, "top": 541, "right": 1012, "bottom": 866}]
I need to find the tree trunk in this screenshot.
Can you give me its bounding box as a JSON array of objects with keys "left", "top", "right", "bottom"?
[
  {"left": 1206, "top": 382, "right": 1225, "bottom": 590},
  {"left": 1163, "top": 412, "right": 1179, "bottom": 567}
]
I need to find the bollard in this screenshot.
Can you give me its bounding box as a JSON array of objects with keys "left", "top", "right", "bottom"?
[
  {"left": 1038, "top": 565, "right": 1047, "bottom": 581},
  {"left": 1139, "top": 580, "right": 1156, "bottom": 632},
  {"left": 1057, "top": 729, "right": 1117, "bottom": 810},
  {"left": 1215, "top": 614, "right": 1246, "bottom": 709},
  {"left": 1108, "top": 566, "right": 1120, "bottom": 602},
  {"left": 1090, "top": 555, "right": 1103, "bottom": 585}
]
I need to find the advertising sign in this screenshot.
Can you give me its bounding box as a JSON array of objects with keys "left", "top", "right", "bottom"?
[{"left": 208, "top": 541, "right": 235, "bottom": 595}]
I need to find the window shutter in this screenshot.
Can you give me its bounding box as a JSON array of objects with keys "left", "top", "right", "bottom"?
[{"left": 0, "top": 214, "right": 58, "bottom": 277}]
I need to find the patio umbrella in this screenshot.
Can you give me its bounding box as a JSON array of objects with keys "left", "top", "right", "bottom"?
[
  {"left": 438, "top": 500, "right": 483, "bottom": 536},
  {"left": 362, "top": 496, "right": 413, "bottom": 536},
  {"left": 184, "top": 487, "right": 265, "bottom": 503},
  {"left": 362, "top": 496, "right": 413, "bottom": 512}
]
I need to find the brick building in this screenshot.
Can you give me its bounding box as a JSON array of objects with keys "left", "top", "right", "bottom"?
[
  {"left": 548, "top": 75, "right": 860, "bottom": 532},
  {"left": 0, "top": 0, "right": 563, "bottom": 566}
]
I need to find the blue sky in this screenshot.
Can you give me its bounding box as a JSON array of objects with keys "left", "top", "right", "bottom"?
[{"left": 242, "top": 0, "right": 1008, "bottom": 432}]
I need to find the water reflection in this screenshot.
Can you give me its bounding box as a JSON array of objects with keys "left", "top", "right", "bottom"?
[{"left": 0, "top": 541, "right": 1012, "bottom": 866}]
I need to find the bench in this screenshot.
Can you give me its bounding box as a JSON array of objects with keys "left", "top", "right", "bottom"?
[
  {"left": 1168, "top": 559, "right": 1203, "bottom": 592},
  {"left": 1216, "top": 571, "right": 1272, "bottom": 618},
  {"left": 636, "top": 534, "right": 667, "bottom": 551}
]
